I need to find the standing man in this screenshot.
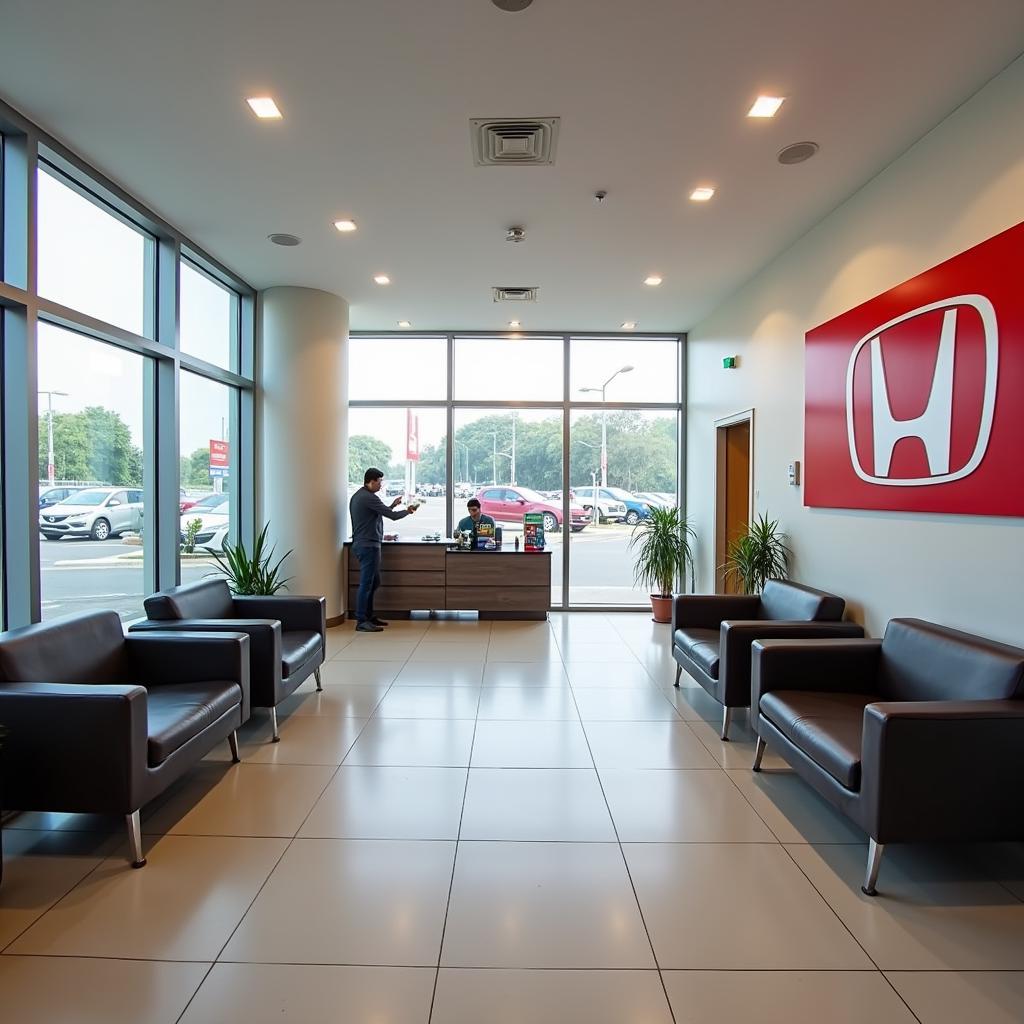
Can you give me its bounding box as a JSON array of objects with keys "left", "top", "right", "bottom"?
[
  {"left": 456, "top": 498, "right": 496, "bottom": 546},
  {"left": 350, "top": 468, "right": 415, "bottom": 632}
]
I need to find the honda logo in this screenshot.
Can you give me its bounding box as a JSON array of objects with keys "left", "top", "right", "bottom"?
[{"left": 844, "top": 294, "right": 998, "bottom": 487}]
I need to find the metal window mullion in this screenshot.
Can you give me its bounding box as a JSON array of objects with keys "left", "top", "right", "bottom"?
[
  {"left": 561, "top": 333, "right": 570, "bottom": 609},
  {"left": 154, "top": 235, "right": 180, "bottom": 589}
]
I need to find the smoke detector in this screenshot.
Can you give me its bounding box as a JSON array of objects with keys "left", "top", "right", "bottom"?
[{"left": 506, "top": 226, "right": 526, "bottom": 243}]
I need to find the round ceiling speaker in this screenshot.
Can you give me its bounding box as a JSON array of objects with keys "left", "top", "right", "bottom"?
[
  {"left": 491, "top": 0, "right": 534, "bottom": 10},
  {"left": 268, "top": 233, "right": 301, "bottom": 246},
  {"left": 777, "top": 141, "right": 819, "bottom": 165}
]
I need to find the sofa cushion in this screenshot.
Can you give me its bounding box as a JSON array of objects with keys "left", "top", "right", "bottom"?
[
  {"left": 145, "top": 579, "right": 234, "bottom": 621},
  {"left": 758, "top": 580, "right": 845, "bottom": 623},
  {"left": 281, "top": 631, "right": 322, "bottom": 678},
  {"left": 674, "top": 628, "right": 720, "bottom": 679},
  {"left": 0, "top": 611, "right": 126, "bottom": 684},
  {"left": 147, "top": 681, "right": 240, "bottom": 765},
  {"left": 759, "top": 690, "right": 874, "bottom": 790},
  {"left": 879, "top": 618, "right": 1024, "bottom": 702}
]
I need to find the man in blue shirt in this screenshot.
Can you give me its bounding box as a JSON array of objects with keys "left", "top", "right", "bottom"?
[
  {"left": 349, "top": 468, "right": 415, "bottom": 632},
  {"left": 456, "top": 498, "right": 496, "bottom": 546}
]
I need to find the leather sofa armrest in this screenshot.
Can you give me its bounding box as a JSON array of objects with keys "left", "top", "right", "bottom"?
[
  {"left": 0, "top": 682, "right": 148, "bottom": 811},
  {"left": 751, "top": 637, "right": 881, "bottom": 716},
  {"left": 721, "top": 621, "right": 866, "bottom": 707},
  {"left": 125, "top": 631, "right": 251, "bottom": 721},
  {"left": 673, "top": 594, "right": 761, "bottom": 632},
  {"left": 860, "top": 700, "right": 1024, "bottom": 843},
  {"left": 232, "top": 595, "right": 326, "bottom": 639}
]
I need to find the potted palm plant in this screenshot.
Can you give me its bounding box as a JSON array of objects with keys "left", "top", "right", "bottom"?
[
  {"left": 629, "top": 506, "right": 696, "bottom": 623},
  {"left": 206, "top": 523, "right": 293, "bottom": 595},
  {"left": 723, "top": 512, "right": 790, "bottom": 594}
]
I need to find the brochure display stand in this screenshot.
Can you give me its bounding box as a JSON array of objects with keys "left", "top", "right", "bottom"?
[{"left": 523, "top": 511, "right": 545, "bottom": 552}]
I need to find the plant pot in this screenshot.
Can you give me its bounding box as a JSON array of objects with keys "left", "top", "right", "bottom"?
[{"left": 650, "top": 594, "right": 673, "bottom": 623}]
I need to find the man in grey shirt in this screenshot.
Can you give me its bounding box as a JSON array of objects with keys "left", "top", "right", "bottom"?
[{"left": 349, "top": 467, "right": 415, "bottom": 632}]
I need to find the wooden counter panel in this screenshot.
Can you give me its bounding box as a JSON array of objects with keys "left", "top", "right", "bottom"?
[
  {"left": 348, "top": 545, "right": 446, "bottom": 571},
  {"left": 349, "top": 570, "right": 446, "bottom": 588},
  {"left": 348, "top": 585, "right": 446, "bottom": 611},
  {"left": 445, "top": 554, "right": 551, "bottom": 588},
  {"left": 445, "top": 586, "right": 550, "bottom": 612}
]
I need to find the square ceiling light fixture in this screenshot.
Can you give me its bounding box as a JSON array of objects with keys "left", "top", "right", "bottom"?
[{"left": 471, "top": 118, "right": 560, "bottom": 166}]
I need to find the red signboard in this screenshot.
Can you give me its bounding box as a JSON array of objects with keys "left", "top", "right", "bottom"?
[
  {"left": 805, "top": 221, "right": 1024, "bottom": 516},
  {"left": 406, "top": 410, "right": 420, "bottom": 462},
  {"left": 209, "top": 439, "right": 229, "bottom": 468}
]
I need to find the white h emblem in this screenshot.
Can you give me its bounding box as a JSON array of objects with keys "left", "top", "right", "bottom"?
[{"left": 845, "top": 295, "right": 998, "bottom": 486}]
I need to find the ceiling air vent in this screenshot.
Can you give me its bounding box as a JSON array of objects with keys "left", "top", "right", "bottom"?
[
  {"left": 471, "top": 118, "right": 560, "bottom": 166},
  {"left": 492, "top": 286, "right": 539, "bottom": 302}
]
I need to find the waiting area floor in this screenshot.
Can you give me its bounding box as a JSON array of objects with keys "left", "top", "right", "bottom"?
[{"left": 2, "top": 613, "right": 1024, "bottom": 1022}]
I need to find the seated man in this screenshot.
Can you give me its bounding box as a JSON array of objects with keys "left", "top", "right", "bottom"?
[{"left": 457, "top": 498, "right": 496, "bottom": 544}]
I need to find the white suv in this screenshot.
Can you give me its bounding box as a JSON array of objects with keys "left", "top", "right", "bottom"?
[{"left": 40, "top": 486, "right": 144, "bottom": 541}]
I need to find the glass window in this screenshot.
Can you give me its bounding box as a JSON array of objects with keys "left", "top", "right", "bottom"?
[
  {"left": 180, "top": 259, "right": 238, "bottom": 370},
  {"left": 37, "top": 323, "right": 148, "bottom": 621},
  {"left": 179, "top": 372, "right": 237, "bottom": 584},
  {"left": 568, "top": 408, "right": 679, "bottom": 605},
  {"left": 453, "top": 336, "right": 563, "bottom": 401},
  {"left": 349, "top": 336, "right": 447, "bottom": 400},
  {"left": 37, "top": 165, "right": 151, "bottom": 336},
  {"left": 452, "top": 408, "right": 564, "bottom": 604},
  {"left": 570, "top": 337, "right": 679, "bottom": 404},
  {"left": 347, "top": 407, "right": 446, "bottom": 541}
]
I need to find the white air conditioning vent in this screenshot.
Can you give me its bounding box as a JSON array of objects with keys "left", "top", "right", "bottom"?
[
  {"left": 492, "top": 286, "right": 539, "bottom": 302},
  {"left": 471, "top": 118, "right": 560, "bottom": 166}
]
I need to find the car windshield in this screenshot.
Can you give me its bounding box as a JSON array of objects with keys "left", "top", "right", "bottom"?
[
  {"left": 191, "top": 494, "right": 228, "bottom": 511},
  {"left": 513, "top": 487, "right": 547, "bottom": 503},
  {"left": 62, "top": 488, "right": 109, "bottom": 506},
  {"left": 605, "top": 487, "right": 634, "bottom": 500}
]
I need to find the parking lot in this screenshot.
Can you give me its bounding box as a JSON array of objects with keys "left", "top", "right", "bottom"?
[{"left": 39, "top": 504, "right": 651, "bottom": 621}]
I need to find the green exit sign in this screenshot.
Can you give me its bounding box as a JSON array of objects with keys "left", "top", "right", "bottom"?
[{"left": 722, "top": 356, "right": 737, "bottom": 369}]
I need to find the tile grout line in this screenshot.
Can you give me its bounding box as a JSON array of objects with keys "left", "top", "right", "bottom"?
[{"left": 425, "top": 617, "right": 488, "bottom": 1023}]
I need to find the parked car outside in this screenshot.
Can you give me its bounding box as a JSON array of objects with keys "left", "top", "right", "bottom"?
[
  {"left": 40, "top": 486, "right": 144, "bottom": 540},
  {"left": 575, "top": 486, "right": 628, "bottom": 523},
  {"left": 635, "top": 491, "right": 673, "bottom": 509},
  {"left": 475, "top": 485, "right": 591, "bottom": 533},
  {"left": 384, "top": 479, "right": 405, "bottom": 497},
  {"left": 180, "top": 489, "right": 209, "bottom": 514},
  {"left": 180, "top": 492, "right": 230, "bottom": 551},
  {"left": 39, "top": 485, "right": 84, "bottom": 510},
  {"left": 602, "top": 486, "right": 656, "bottom": 526}
]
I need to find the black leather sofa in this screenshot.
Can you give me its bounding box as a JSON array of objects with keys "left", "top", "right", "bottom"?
[
  {"left": 131, "top": 579, "right": 326, "bottom": 741},
  {"left": 751, "top": 618, "right": 1024, "bottom": 895},
  {"left": 671, "top": 580, "right": 863, "bottom": 739},
  {"left": 0, "top": 610, "right": 250, "bottom": 867}
]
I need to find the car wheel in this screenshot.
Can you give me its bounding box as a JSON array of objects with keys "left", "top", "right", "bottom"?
[
  {"left": 91, "top": 518, "right": 111, "bottom": 541},
  {"left": 571, "top": 526, "right": 586, "bottom": 533},
  {"left": 625, "top": 510, "right": 640, "bottom": 526},
  {"left": 542, "top": 512, "right": 558, "bottom": 533}
]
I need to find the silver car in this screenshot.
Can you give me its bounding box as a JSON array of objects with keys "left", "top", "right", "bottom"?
[{"left": 39, "top": 486, "right": 144, "bottom": 541}]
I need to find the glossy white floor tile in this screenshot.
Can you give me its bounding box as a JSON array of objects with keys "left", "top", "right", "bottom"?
[{"left": 5, "top": 612, "right": 1022, "bottom": 1022}]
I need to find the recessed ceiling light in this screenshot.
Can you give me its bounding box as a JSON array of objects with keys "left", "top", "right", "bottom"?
[
  {"left": 373, "top": 274, "right": 391, "bottom": 285},
  {"left": 689, "top": 186, "right": 715, "bottom": 202},
  {"left": 246, "top": 96, "right": 282, "bottom": 119},
  {"left": 334, "top": 219, "right": 357, "bottom": 233},
  {"left": 508, "top": 320, "right": 521, "bottom": 328},
  {"left": 397, "top": 320, "right": 412, "bottom": 328},
  {"left": 643, "top": 275, "right": 663, "bottom": 287},
  {"left": 748, "top": 95, "right": 785, "bottom": 118},
  {"left": 621, "top": 321, "right": 637, "bottom": 330}
]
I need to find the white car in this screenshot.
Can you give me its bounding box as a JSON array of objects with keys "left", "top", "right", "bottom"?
[
  {"left": 180, "top": 493, "right": 230, "bottom": 551},
  {"left": 40, "top": 486, "right": 143, "bottom": 541},
  {"left": 575, "top": 487, "right": 627, "bottom": 523}
]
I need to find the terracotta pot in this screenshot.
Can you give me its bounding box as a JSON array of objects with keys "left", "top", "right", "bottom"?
[{"left": 650, "top": 594, "right": 673, "bottom": 623}]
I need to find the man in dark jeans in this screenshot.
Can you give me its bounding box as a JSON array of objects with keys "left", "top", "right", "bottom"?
[{"left": 349, "top": 467, "right": 415, "bottom": 632}]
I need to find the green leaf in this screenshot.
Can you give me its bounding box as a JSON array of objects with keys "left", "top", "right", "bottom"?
[
  {"left": 627, "top": 505, "right": 696, "bottom": 597},
  {"left": 721, "top": 512, "right": 791, "bottom": 594},
  {"left": 205, "top": 522, "right": 294, "bottom": 595}
]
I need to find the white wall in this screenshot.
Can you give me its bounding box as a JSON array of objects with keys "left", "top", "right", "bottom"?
[{"left": 686, "top": 55, "right": 1024, "bottom": 644}]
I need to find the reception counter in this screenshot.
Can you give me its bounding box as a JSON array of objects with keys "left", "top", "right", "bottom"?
[{"left": 343, "top": 541, "right": 551, "bottom": 620}]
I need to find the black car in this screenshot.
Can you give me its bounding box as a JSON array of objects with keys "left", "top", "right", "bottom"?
[{"left": 39, "top": 485, "right": 83, "bottom": 510}]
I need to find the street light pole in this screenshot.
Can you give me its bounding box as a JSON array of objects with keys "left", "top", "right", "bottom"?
[
  {"left": 38, "top": 390, "right": 69, "bottom": 486},
  {"left": 579, "top": 365, "right": 633, "bottom": 488}
]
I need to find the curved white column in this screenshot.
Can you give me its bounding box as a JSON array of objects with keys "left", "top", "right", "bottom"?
[{"left": 259, "top": 287, "right": 348, "bottom": 618}]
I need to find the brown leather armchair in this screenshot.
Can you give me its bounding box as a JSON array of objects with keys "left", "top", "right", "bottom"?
[
  {"left": 751, "top": 619, "right": 1024, "bottom": 896},
  {"left": 0, "top": 611, "right": 250, "bottom": 867},
  {"left": 131, "top": 579, "right": 326, "bottom": 741},
  {"left": 671, "top": 580, "right": 863, "bottom": 739}
]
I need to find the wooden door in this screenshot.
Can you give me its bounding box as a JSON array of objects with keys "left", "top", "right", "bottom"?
[{"left": 715, "top": 419, "right": 751, "bottom": 593}]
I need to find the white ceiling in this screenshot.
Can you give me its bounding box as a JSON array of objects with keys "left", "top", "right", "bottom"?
[{"left": 1, "top": 0, "right": 1022, "bottom": 332}]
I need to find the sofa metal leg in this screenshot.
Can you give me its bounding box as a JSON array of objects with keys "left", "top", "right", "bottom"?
[
  {"left": 314, "top": 667, "right": 323, "bottom": 692},
  {"left": 720, "top": 706, "right": 733, "bottom": 741},
  {"left": 862, "top": 839, "right": 885, "bottom": 896},
  {"left": 752, "top": 736, "right": 766, "bottom": 772},
  {"left": 269, "top": 706, "right": 280, "bottom": 742},
  {"left": 228, "top": 730, "right": 240, "bottom": 763},
  {"left": 126, "top": 810, "right": 146, "bottom": 868},
  {"left": 673, "top": 664, "right": 682, "bottom": 688}
]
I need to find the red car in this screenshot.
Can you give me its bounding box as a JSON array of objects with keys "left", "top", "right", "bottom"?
[{"left": 475, "top": 486, "right": 591, "bottom": 533}]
